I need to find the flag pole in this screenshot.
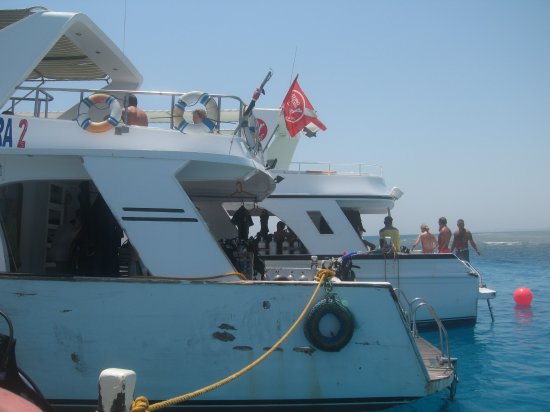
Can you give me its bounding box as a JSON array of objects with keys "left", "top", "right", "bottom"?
[
  {"left": 285, "top": 74, "right": 299, "bottom": 99},
  {"left": 233, "top": 70, "right": 273, "bottom": 149},
  {"left": 241, "top": 69, "right": 273, "bottom": 125}
]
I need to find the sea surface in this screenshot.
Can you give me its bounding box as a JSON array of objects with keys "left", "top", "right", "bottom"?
[{"left": 389, "top": 231, "right": 550, "bottom": 412}]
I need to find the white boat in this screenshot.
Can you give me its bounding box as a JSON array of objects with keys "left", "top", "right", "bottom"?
[
  {"left": 0, "top": 7, "right": 457, "bottom": 411},
  {"left": 226, "top": 113, "right": 496, "bottom": 329}
]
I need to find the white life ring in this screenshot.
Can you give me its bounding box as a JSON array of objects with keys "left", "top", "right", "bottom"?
[
  {"left": 77, "top": 93, "right": 122, "bottom": 133},
  {"left": 243, "top": 113, "right": 260, "bottom": 151},
  {"left": 172, "top": 91, "right": 218, "bottom": 133}
]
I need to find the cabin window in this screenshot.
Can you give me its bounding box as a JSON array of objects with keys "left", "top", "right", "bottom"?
[
  {"left": 49, "top": 184, "right": 64, "bottom": 205},
  {"left": 306, "top": 211, "right": 333, "bottom": 234},
  {"left": 0, "top": 183, "right": 23, "bottom": 270},
  {"left": 343, "top": 209, "right": 364, "bottom": 236}
]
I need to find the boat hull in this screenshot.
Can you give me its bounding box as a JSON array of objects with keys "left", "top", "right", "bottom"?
[
  {"left": 263, "top": 253, "right": 485, "bottom": 328},
  {"left": 0, "top": 275, "right": 450, "bottom": 410}
]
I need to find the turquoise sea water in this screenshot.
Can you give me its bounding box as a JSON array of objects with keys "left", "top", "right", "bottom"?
[{"left": 390, "top": 231, "right": 550, "bottom": 412}]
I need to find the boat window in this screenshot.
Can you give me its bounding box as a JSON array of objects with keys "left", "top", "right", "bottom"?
[
  {"left": 0, "top": 184, "right": 23, "bottom": 271},
  {"left": 306, "top": 211, "right": 333, "bottom": 234},
  {"left": 343, "top": 209, "right": 364, "bottom": 236}
]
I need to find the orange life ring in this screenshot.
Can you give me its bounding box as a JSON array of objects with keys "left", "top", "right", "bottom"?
[{"left": 77, "top": 93, "right": 122, "bottom": 133}]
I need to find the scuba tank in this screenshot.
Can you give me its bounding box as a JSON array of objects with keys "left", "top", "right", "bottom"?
[
  {"left": 268, "top": 239, "right": 277, "bottom": 255},
  {"left": 282, "top": 239, "right": 290, "bottom": 255},
  {"left": 258, "top": 238, "right": 267, "bottom": 255}
]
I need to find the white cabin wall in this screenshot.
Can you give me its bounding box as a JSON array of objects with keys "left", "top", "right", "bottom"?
[
  {"left": 194, "top": 200, "right": 238, "bottom": 240},
  {"left": 261, "top": 198, "right": 368, "bottom": 255},
  {"left": 263, "top": 118, "right": 299, "bottom": 171},
  {"left": 82, "top": 156, "right": 235, "bottom": 277}
]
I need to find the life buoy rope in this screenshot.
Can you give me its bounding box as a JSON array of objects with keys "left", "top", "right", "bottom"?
[
  {"left": 172, "top": 91, "right": 218, "bottom": 133},
  {"left": 77, "top": 93, "right": 122, "bottom": 133}
]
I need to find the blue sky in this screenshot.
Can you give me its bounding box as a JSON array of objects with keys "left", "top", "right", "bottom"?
[{"left": 5, "top": 0, "right": 550, "bottom": 235}]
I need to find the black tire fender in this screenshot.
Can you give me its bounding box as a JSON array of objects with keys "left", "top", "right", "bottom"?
[{"left": 304, "top": 299, "right": 354, "bottom": 352}]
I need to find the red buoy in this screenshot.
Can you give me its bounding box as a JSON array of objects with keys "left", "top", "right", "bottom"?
[{"left": 513, "top": 287, "right": 533, "bottom": 306}]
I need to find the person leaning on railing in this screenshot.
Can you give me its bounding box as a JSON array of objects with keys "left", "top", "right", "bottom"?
[
  {"left": 192, "top": 108, "right": 207, "bottom": 125},
  {"left": 123, "top": 94, "right": 148, "bottom": 126}
]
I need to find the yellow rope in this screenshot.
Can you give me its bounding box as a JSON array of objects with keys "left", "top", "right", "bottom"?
[{"left": 132, "top": 269, "right": 335, "bottom": 412}]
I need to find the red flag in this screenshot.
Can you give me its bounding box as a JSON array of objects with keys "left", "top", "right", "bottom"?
[{"left": 282, "top": 77, "right": 326, "bottom": 137}]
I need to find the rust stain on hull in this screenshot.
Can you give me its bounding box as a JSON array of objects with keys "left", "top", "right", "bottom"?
[
  {"left": 233, "top": 346, "right": 253, "bottom": 351},
  {"left": 218, "top": 323, "right": 236, "bottom": 330},
  {"left": 293, "top": 346, "right": 316, "bottom": 355},
  {"left": 213, "top": 331, "right": 235, "bottom": 342}
]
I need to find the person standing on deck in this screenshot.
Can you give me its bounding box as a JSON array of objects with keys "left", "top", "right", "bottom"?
[
  {"left": 411, "top": 224, "right": 437, "bottom": 253},
  {"left": 450, "top": 219, "right": 480, "bottom": 262},
  {"left": 379, "top": 215, "right": 400, "bottom": 250},
  {"left": 438, "top": 217, "right": 452, "bottom": 253}
]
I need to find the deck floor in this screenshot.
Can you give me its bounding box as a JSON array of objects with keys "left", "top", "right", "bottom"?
[{"left": 415, "top": 336, "right": 455, "bottom": 381}]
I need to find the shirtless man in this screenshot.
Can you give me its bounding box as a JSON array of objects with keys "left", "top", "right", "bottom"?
[
  {"left": 411, "top": 224, "right": 437, "bottom": 253},
  {"left": 124, "top": 94, "right": 148, "bottom": 126},
  {"left": 438, "top": 217, "right": 452, "bottom": 253},
  {"left": 450, "top": 219, "right": 480, "bottom": 262}
]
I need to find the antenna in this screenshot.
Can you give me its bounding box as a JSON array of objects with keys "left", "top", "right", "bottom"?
[
  {"left": 289, "top": 46, "right": 298, "bottom": 85},
  {"left": 122, "top": 0, "right": 127, "bottom": 54}
]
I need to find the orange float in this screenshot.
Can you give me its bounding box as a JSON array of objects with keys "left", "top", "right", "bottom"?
[{"left": 77, "top": 93, "right": 122, "bottom": 133}]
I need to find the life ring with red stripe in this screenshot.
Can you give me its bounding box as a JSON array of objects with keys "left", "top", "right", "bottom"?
[
  {"left": 304, "top": 298, "right": 354, "bottom": 352},
  {"left": 77, "top": 93, "right": 122, "bottom": 133}
]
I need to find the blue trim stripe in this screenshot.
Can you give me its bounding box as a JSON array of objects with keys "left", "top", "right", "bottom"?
[
  {"left": 177, "top": 120, "right": 189, "bottom": 131},
  {"left": 107, "top": 116, "right": 119, "bottom": 126},
  {"left": 203, "top": 118, "right": 216, "bottom": 131},
  {"left": 199, "top": 94, "right": 210, "bottom": 105},
  {"left": 81, "top": 118, "right": 91, "bottom": 129},
  {"left": 176, "top": 101, "right": 187, "bottom": 111},
  {"left": 82, "top": 97, "right": 93, "bottom": 108}
]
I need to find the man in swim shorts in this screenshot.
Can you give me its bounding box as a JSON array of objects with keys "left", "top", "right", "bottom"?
[
  {"left": 438, "top": 217, "right": 452, "bottom": 253},
  {"left": 450, "top": 219, "right": 480, "bottom": 262}
]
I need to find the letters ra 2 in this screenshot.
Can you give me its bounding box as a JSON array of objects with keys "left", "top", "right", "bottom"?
[{"left": 0, "top": 116, "right": 28, "bottom": 148}]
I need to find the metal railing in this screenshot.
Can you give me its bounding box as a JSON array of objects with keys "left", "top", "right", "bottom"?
[
  {"left": 10, "top": 86, "right": 249, "bottom": 135},
  {"left": 410, "top": 298, "right": 452, "bottom": 362},
  {"left": 462, "top": 259, "right": 486, "bottom": 287},
  {"left": 284, "top": 161, "right": 383, "bottom": 177},
  {"left": 395, "top": 289, "right": 453, "bottom": 365},
  {"left": 462, "top": 260, "right": 495, "bottom": 322}
]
